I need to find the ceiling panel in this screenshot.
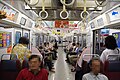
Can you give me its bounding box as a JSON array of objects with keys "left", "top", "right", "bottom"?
[
  {"left": 24, "top": 0, "right": 103, "bottom": 20},
  {"left": 76, "top": 0, "right": 97, "bottom": 8},
  {"left": 35, "top": 0, "right": 51, "bottom": 8}
]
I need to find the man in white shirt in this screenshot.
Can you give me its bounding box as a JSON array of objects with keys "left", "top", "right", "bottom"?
[{"left": 82, "top": 57, "right": 108, "bottom": 80}]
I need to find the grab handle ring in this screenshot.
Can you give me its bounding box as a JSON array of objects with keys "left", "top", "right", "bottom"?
[
  {"left": 80, "top": 11, "right": 89, "bottom": 19},
  {"left": 60, "top": 10, "right": 69, "bottom": 19},
  {"left": 60, "top": 0, "right": 69, "bottom": 19},
  {"left": 39, "top": 10, "right": 48, "bottom": 19},
  {"left": 39, "top": 0, "right": 48, "bottom": 19}
]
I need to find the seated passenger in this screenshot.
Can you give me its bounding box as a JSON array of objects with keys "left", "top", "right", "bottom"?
[
  {"left": 16, "top": 55, "right": 48, "bottom": 80},
  {"left": 82, "top": 57, "right": 108, "bottom": 80},
  {"left": 65, "top": 42, "right": 76, "bottom": 63},
  {"left": 69, "top": 43, "right": 82, "bottom": 72},
  {"left": 100, "top": 36, "right": 120, "bottom": 63}
]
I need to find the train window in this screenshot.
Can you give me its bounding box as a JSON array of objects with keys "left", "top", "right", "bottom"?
[
  {"left": 24, "top": 33, "right": 28, "bottom": 38},
  {"left": 15, "top": 31, "right": 21, "bottom": 44}
]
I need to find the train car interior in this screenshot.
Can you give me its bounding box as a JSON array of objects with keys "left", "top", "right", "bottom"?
[{"left": 0, "top": 0, "right": 120, "bottom": 80}]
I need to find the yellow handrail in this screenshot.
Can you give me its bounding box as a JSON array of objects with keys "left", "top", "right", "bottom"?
[
  {"left": 80, "top": 0, "right": 89, "bottom": 19},
  {"left": 42, "top": 0, "right": 45, "bottom": 11},
  {"left": 84, "top": 0, "right": 87, "bottom": 12}
]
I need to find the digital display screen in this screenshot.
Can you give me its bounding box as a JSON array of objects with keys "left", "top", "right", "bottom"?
[{"left": 100, "top": 29, "right": 109, "bottom": 36}]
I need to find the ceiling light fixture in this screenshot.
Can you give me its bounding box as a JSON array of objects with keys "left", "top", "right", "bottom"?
[
  {"left": 24, "top": 0, "right": 39, "bottom": 6},
  {"left": 60, "top": 0, "right": 75, "bottom": 6},
  {"left": 95, "top": 0, "right": 108, "bottom": 7}
]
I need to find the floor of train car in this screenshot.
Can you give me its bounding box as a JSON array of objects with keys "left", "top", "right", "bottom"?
[{"left": 48, "top": 47, "right": 75, "bottom": 80}]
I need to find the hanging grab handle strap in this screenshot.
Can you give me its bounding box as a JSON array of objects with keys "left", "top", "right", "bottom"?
[
  {"left": 63, "top": 0, "right": 66, "bottom": 11},
  {"left": 60, "top": 0, "right": 69, "bottom": 19},
  {"left": 42, "top": 0, "right": 45, "bottom": 11},
  {"left": 80, "top": 0, "right": 89, "bottom": 19},
  {"left": 39, "top": 0, "right": 48, "bottom": 19},
  {"left": 83, "top": 0, "right": 86, "bottom": 12}
]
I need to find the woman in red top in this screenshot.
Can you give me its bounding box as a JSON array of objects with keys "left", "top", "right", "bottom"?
[{"left": 16, "top": 55, "right": 48, "bottom": 80}]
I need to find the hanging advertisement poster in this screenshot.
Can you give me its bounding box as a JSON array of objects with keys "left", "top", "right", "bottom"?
[
  {"left": 69, "top": 21, "right": 78, "bottom": 28},
  {"left": 1, "top": 5, "right": 17, "bottom": 21},
  {"left": 55, "top": 20, "right": 69, "bottom": 28}
]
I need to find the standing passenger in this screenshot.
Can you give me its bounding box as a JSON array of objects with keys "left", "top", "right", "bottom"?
[
  {"left": 12, "top": 37, "right": 31, "bottom": 61},
  {"left": 16, "top": 55, "right": 48, "bottom": 80},
  {"left": 75, "top": 46, "right": 91, "bottom": 80},
  {"left": 100, "top": 36, "right": 119, "bottom": 63}
]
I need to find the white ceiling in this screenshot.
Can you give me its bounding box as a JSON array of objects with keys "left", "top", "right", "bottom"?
[{"left": 24, "top": 0, "right": 108, "bottom": 20}]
